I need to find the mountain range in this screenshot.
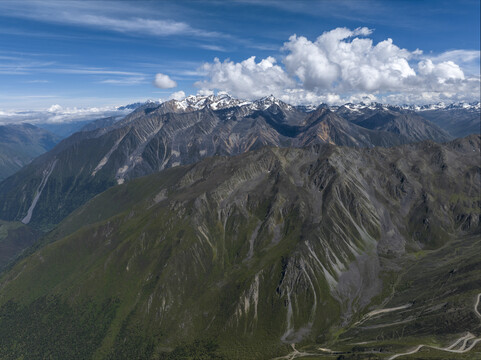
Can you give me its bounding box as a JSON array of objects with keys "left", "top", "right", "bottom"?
[
  {"left": 0, "top": 95, "right": 455, "bottom": 231},
  {"left": 0, "top": 134, "right": 479, "bottom": 359},
  {"left": 0, "top": 95, "right": 479, "bottom": 359},
  {"left": 416, "top": 106, "right": 481, "bottom": 138}
]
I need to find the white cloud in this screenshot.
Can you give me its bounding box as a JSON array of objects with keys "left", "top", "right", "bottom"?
[
  {"left": 75, "top": 15, "right": 190, "bottom": 36},
  {"left": 100, "top": 77, "right": 146, "bottom": 85},
  {"left": 283, "top": 27, "right": 415, "bottom": 92},
  {"left": 169, "top": 90, "right": 186, "bottom": 100},
  {"left": 428, "top": 50, "right": 480, "bottom": 76},
  {"left": 197, "top": 89, "right": 214, "bottom": 96},
  {"left": 433, "top": 50, "right": 480, "bottom": 63},
  {"left": 195, "top": 27, "right": 480, "bottom": 104},
  {"left": 273, "top": 89, "right": 339, "bottom": 105},
  {"left": 48, "top": 104, "right": 63, "bottom": 112},
  {"left": 194, "top": 56, "right": 295, "bottom": 99},
  {"left": 199, "top": 44, "right": 227, "bottom": 52},
  {"left": 380, "top": 90, "right": 473, "bottom": 105},
  {"left": 53, "top": 68, "right": 144, "bottom": 76},
  {"left": 25, "top": 79, "right": 49, "bottom": 83},
  {"left": 154, "top": 73, "right": 177, "bottom": 89},
  {"left": 417, "top": 59, "right": 464, "bottom": 83},
  {"left": 282, "top": 34, "right": 339, "bottom": 89},
  {"left": 0, "top": 1, "right": 224, "bottom": 39},
  {"left": 0, "top": 105, "right": 133, "bottom": 125}
]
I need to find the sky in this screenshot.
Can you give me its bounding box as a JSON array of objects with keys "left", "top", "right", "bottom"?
[{"left": 0, "top": 0, "right": 479, "bottom": 119}]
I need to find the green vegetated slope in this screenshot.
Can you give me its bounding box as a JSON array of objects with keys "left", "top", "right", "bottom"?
[
  {"left": 0, "top": 126, "right": 124, "bottom": 231},
  {"left": 0, "top": 123, "right": 60, "bottom": 181},
  {"left": 0, "top": 135, "right": 479, "bottom": 359},
  {"left": 0, "top": 220, "right": 39, "bottom": 271}
]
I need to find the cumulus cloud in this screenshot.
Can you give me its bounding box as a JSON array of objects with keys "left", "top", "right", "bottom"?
[
  {"left": 417, "top": 59, "right": 464, "bottom": 83},
  {"left": 195, "top": 27, "right": 479, "bottom": 104},
  {"left": 428, "top": 50, "right": 480, "bottom": 76},
  {"left": 154, "top": 73, "right": 177, "bottom": 89},
  {"left": 169, "top": 90, "right": 186, "bottom": 100},
  {"left": 194, "top": 56, "right": 296, "bottom": 99},
  {"left": 283, "top": 27, "right": 416, "bottom": 92}
]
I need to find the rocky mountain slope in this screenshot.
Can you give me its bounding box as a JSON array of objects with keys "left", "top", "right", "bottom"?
[
  {"left": 0, "top": 123, "right": 59, "bottom": 181},
  {"left": 0, "top": 135, "right": 478, "bottom": 359},
  {"left": 355, "top": 111, "right": 451, "bottom": 143},
  {"left": 335, "top": 101, "right": 480, "bottom": 139},
  {"left": 0, "top": 95, "right": 450, "bottom": 232},
  {"left": 417, "top": 106, "right": 480, "bottom": 138}
]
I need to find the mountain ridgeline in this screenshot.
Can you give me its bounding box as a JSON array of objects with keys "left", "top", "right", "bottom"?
[
  {"left": 0, "top": 95, "right": 455, "bottom": 232},
  {"left": 0, "top": 135, "right": 479, "bottom": 359}
]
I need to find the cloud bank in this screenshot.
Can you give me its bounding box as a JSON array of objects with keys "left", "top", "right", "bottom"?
[
  {"left": 0, "top": 105, "right": 131, "bottom": 125},
  {"left": 195, "top": 27, "right": 480, "bottom": 104}
]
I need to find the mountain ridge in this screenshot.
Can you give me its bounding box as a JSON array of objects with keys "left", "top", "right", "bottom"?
[
  {"left": 0, "top": 95, "right": 475, "bottom": 268},
  {"left": 0, "top": 96, "right": 456, "bottom": 228},
  {"left": 0, "top": 134, "right": 478, "bottom": 359},
  {"left": 0, "top": 101, "right": 415, "bottom": 229}
]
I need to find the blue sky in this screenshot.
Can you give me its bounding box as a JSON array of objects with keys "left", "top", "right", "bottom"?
[{"left": 0, "top": 0, "right": 479, "bottom": 112}]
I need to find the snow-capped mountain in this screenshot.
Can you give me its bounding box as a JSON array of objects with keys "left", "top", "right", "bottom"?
[
  {"left": 166, "top": 93, "right": 296, "bottom": 113},
  {"left": 170, "top": 93, "right": 250, "bottom": 111},
  {"left": 117, "top": 102, "right": 145, "bottom": 111},
  {"left": 4, "top": 94, "right": 447, "bottom": 228},
  {"left": 118, "top": 94, "right": 480, "bottom": 116},
  {"left": 113, "top": 96, "right": 479, "bottom": 141},
  {"left": 401, "top": 101, "right": 481, "bottom": 111}
]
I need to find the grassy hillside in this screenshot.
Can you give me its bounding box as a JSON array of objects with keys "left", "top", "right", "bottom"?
[{"left": 0, "top": 220, "right": 39, "bottom": 270}]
